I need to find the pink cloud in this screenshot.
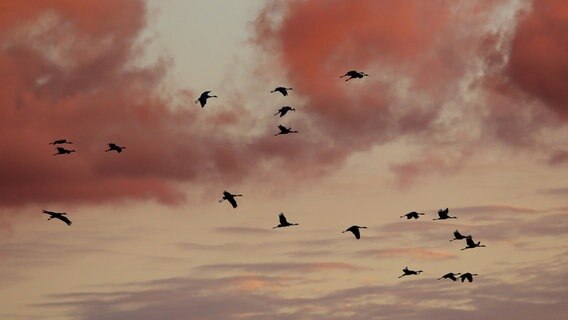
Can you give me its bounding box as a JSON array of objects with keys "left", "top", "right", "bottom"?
[{"left": 505, "top": 0, "right": 568, "bottom": 120}]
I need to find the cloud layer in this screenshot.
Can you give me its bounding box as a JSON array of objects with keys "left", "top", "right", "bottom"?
[{"left": 2, "top": 0, "right": 567, "bottom": 209}]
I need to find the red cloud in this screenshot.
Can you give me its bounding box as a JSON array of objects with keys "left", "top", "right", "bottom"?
[
  {"left": 0, "top": 0, "right": 324, "bottom": 208},
  {"left": 3, "top": 0, "right": 566, "bottom": 209},
  {"left": 506, "top": 0, "right": 568, "bottom": 119}
]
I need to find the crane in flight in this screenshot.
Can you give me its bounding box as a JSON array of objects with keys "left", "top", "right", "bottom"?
[
  {"left": 340, "top": 70, "right": 369, "bottom": 81},
  {"left": 400, "top": 211, "right": 425, "bottom": 219},
  {"left": 105, "top": 143, "right": 126, "bottom": 153},
  {"left": 274, "top": 106, "right": 296, "bottom": 117},
  {"left": 433, "top": 208, "right": 457, "bottom": 220},
  {"left": 219, "top": 191, "right": 242, "bottom": 208},
  {"left": 43, "top": 210, "right": 72, "bottom": 225},
  {"left": 53, "top": 147, "right": 76, "bottom": 155},
  {"left": 342, "top": 225, "right": 367, "bottom": 239},
  {"left": 195, "top": 91, "right": 218, "bottom": 107},
  {"left": 398, "top": 266, "right": 423, "bottom": 278},
  {"left": 272, "top": 213, "right": 299, "bottom": 229},
  {"left": 437, "top": 272, "right": 461, "bottom": 281},
  {"left": 450, "top": 230, "right": 469, "bottom": 241},
  {"left": 274, "top": 125, "right": 298, "bottom": 136},
  {"left": 461, "top": 236, "right": 486, "bottom": 250},
  {"left": 270, "top": 87, "right": 293, "bottom": 96},
  {"left": 49, "top": 139, "right": 72, "bottom": 145}
]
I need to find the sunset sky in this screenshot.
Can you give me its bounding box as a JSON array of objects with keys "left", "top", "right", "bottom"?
[{"left": 1, "top": 0, "right": 567, "bottom": 319}]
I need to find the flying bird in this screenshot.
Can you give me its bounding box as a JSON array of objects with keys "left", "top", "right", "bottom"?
[
  {"left": 342, "top": 225, "right": 367, "bottom": 239},
  {"left": 340, "top": 70, "right": 369, "bottom": 81},
  {"left": 400, "top": 211, "right": 425, "bottom": 219},
  {"left": 459, "top": 272, "right": 478, "bottom": 283},
  {"left": 195, "top": 91, "right": 218, "bottom": 107},
  {"left": 272, "top": 213, "right": 299, "bottom": 229},
  {"left": 398, "top": 266, "right": 423, "bottom": 278},
  {"left": 53, "top": 147, "right": 76, "bottom": 155},
  {"left": 43, "top": 210, "right": 72, "bottom": 226},
  {"left": 274, "top": 106, "right": 296, "bottom": 117},
  {"left": 274, "top": 124, "right": 298, "bottom": 136},
  {"left": 49, "top": 139, "right": 72, "bottom": 145},
  {"left": 438, "top": 272, "right": 462, "bottom": 281},
  {"left": 461, "top": 236, "right": 486, "bottom": 250},
  {"left": 450, "top": 230, "right": 469, "bottom": 242},
  {"left": 219, "top": 191, "right": 242, "bottom": 208},
  {"left": 270, "top": 87, "right": 293, "bottom": 96},
  {"left": 105, "top": 143, "right": 126, "bottom": 153},
  {"left": 433, "top": 208, "right": 457, "bottom": 220}
]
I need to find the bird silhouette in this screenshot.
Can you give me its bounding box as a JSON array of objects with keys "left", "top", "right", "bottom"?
[
  {"left": 433, "top": 208, "right": 456, "bottom": 220},
  {"left": 398, "top": 266, "right": 423, "bottom": 278},
  {"left": 461, "top": 236, "right": 486, "bottom": 250},
  {"left": 450, "top": 230, "right": 469, "bottom": 242},
  {"left": 400, "top": 211, "right": 425, "bottom": 219},
  {"left": 105, "top": 143, "right": 126, "bottom": 153},
  {"left": 274, "top": 124, "right": 298, "bottom": 136},
  {"left": 342, "top": 225, "right": 367, "bottom": 239},
  {"left": 437, "top": 272, "right": 461, "bottom": 281},
  {"left": 195, "top": 91, "right": 218, "bottom": 107},
  {"left": 274, "top": 106, "right": 296, "bottom": 117},
  {"left": 219, "top": 191, "right": 242, "bottom": 208},
  {"left": 53, "top": 147, "right": 76, "bottom": 156},
  {"left": 270, "top": 87, "right": 293, "bottom": 96},
  {"left": 272, "top": 213, "right": 299, "bottom": 229},
  {"left": 49, "top": 139, "right": 72, "bottom": 145},
  {"left": 340, "top": 70, "right": 369, "bottom": 81},
  {"left": 459, "top": 272, "right": 478, "bottom": 282},
  {"left": 43, "top": 210, "right": 72, "bottom": 225}
]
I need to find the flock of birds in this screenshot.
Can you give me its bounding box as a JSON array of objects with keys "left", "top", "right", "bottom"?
[
  {"left": 44, "top": 69, "right": 485, "bottom": 282},
  {"left": 51, "top": 139, "right": 126, "bottom": 156}
]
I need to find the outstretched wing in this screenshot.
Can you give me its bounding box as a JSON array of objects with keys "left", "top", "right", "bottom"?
[
  {"left": 454, "top": 230, "right": 463, "bottom": 238},
  {"left": 465, "top": 237, "right": 475, "bottom": 247},
  {"left": 227, "top": 196, "right": 238, "bottom": 208},
  {"left": 277, "top": 124, "right": 287, "bottom": 132},
  {"left": 279, "top": 213, "right": 288, "bottom": 225},
  {"left": 57, "top": 215, "right": 72, "bottom": 226},
  {"left": 199, "top": 91, "right": 211, "bottom": 99},
  {"left": 351, "top": 227, "right": 361, "bottom": 239}
]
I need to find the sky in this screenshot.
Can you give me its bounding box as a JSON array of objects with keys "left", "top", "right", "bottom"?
[{"left": 0, "top": 0, "right": 567, "bottom": 319}]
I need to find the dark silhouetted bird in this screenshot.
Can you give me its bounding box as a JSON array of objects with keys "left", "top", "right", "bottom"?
[
  {"left": 342, "top": 225, "right": 367, "bottom": 239},
  {"left": 195, "top": 91, "right": 218, "bottom": 107},
  {"left": 433, "top": 208, "right": 456, "bottom": 220},
  {"left": 459, "top": 272, "right": 478, "bottom": 282},
  {"left": 271, "top": 87, "right": 293, "bottom": 96},
  {"left": 450, "top": 230, "right": 469, "bottom": 242},
  {"left": 43, "top": 210, "right": 72, "bottom": 225},
  {"left": 438, "top": 272, "right": 461, "bottom": 281},
  {"left": 272, "top": 213, "right": 299, "bottom": 229},
  {"left": 274, "top": 106, "right": 296, "bottom": 117},
  {"left": 275, "top": 124, "right": 298, "bottom": 136},
  {"left": 219, "top": 191, "right": 242, "bottom": 208},
  {"left": 53, "top": 147, "right": 76, "bottom": 156},
  {"left": 49, "top": 139, "right": 72, "bottom": 145},
  {"left": 400, "top": 211, "right": 425, "bottom": 219},
  {"left": 461, "top": 236, "right": 486, "bottom": 250},
  {"left": 398, "top": 266, "right": 423, "bottom": 278},
  {"left": 340, "top": 70, "right": 369, "bottom": 81},
  {"left": 105, "top": 143, "right": 126, "bottom": 153}
]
